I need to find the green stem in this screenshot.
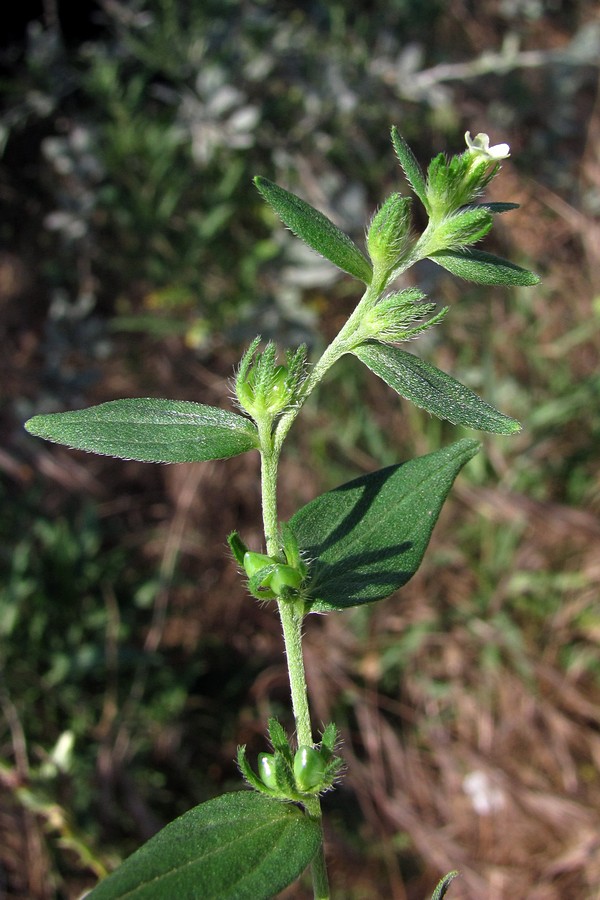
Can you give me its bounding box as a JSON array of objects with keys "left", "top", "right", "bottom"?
[
  {"left": 259, "top": 429, "right": 330, "bottom": 899},
  {"left": 273, "top": 280, "right": 377, "bottom": 453},
  {"left": 277, "top": 601, "right": 312, "bottom": 746},
  {"left": 308, "top": 838, "right": 330, "bottom": 900}
]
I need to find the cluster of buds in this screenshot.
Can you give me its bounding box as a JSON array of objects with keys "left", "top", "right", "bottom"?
[
  {"left": 228, "top": 523, "right": 308, "bottom": 603},
  {"left": 424, "top": 131, "right": 511, "bottom": 224},
  {"left": 364, "top": 130, "right": 510, "bottom": 293},
  {"left": 359, "top": 287, "right": 448, "bottom": 345},
  {"left": 238, "top": 720, "right": 343, "bottom": 802},
  {"left": 235, "top": 338, "right": 306, "bottom": 425}
]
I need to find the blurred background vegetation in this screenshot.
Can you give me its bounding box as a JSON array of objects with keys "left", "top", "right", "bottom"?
[{"left": 1, "top": 1, "right": 599, "bottom": 897}]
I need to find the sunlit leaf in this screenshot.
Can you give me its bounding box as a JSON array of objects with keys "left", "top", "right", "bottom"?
[
  {"left": 354, "top": 343, "right": 520, "bottom": 434},
  {"left": 391, "top": 126, "right": 428, "bottom": 209},
  {"left": 430, "top": 248, "right": 539, "bottom": 286},
  {"left": 290, "top": 440, "right": 479, "bottom": 610},
  {"left": 87, "top": 791, "right": 321, "bottom": 900},
  {"left": 431, "top": 871, "right": 460, "bottom": 899},
  {"left": 254, "top": 176, "right": 373, "bottom": 284},
  {"left": 25, "top": 399, "right": 258, "bottom": 463}
]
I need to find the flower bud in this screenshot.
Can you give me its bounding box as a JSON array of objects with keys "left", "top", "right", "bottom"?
[
  {"left": 269, "top": 564, "right": 303, "bottom": 597},
  {"left": 243, "top": 551, "right": 275, "bottom": 580},
  {"left": 237, "top": 363, "right": 291, "bottom": 418},
  {"left": 258, "top": 753, "right": 278, "bottom": 790},
  {"left": 293, "top": 746, "right": 326, "bottom": 792},
  {"left": 367, "top": 193, "right": 412, "bottom": 272}
]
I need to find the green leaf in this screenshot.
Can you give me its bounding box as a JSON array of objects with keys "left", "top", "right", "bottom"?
[
  {"left": 354, "top": 343, "right": 520, "bottom": 434},
  {"left": 86, "top": 791, "right": 321, "bottom": 900},
  {"left": 25, "top": 399, "right": 258, "bottom": 463},
  {"left": 431, "top": 871, "right": 459, "bottom": 899},
  {"left": 430, "top": 248, "right": 540, "bottom": 286},
  {"left": 254, "top": 176, "right": 373, "bottom": 284},
  {"left": 390, "top": 127, "right": 428, "bottom": 209},
  {"left": 289, "top": 439, "right": 479, "bottom": 611}
]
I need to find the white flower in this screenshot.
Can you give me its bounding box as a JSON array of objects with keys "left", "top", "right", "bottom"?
[{"left": 465, "top": 131, "right": 510, "bottom": 161}]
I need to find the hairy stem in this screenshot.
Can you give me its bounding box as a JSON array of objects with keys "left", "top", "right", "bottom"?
[
  {"left": 277, "top": 601, "right": 312, "bottom": 745},
  {"left": 273, "top": 274, "right": 389, "bottom": 453},
  {"left": 259, "top": 430, "right": 330, "bottom": 899}
]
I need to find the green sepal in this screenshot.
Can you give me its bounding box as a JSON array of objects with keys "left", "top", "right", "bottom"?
[
  {"left": 431, "top": 871, "right": 459, "bottom": 899},
  {"left": 25, "top": 399, "right": 259, "bottom": 463},
  {"left": 319, "top": 723, "right": 339, "bottom": 759},
  {"left": 289, "top": 439, "right": 479, "bottom": 611},
  {"left": 323, "top": 756, "right": 344, "bottom": 786},
  {"left": 267, "top": 718, "right": 293, "bottom": 764},
  {"left": 254, "top": 176, "right": 373, "bottom": 284},
  {"left": 354, "top": 343, "right": 521, "bottom": 434},
  {"left": 391, "top": 127, "right": 428, "bottom": 210},
  {"left": 85, "top": 791, "right": 321, "bottom": 900},
  {"left": 272, "top": 753, "right": 295, "bottom": 796},
  {"left": 228, "top": 532, "right": 249, "bottom": 567},
  {"left": 280, "top": 521, "right": 303, "bottom": 571},
  {"left": 430, "top": 248, "right": 540, "bottom": 286}
]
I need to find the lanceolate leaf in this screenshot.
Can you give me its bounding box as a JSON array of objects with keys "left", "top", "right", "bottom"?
[
  {"left": 431, "top": 871, "right": 460, "bottom": 900},
  {"left": 391, "top": 126, "right": 428, "bottom": 209},
  {"left": 25, "top": 399, "right": 258, "bottom": 463},
  {"left": 354, "top": 343, "right": 520, "bottom": 434},
  {"left": 430, "top": 248, "right": 539, "bottom": 286},
  {"left": 254, "top": 176, "right": 373, "bottom": 284},
  {"left": 86, "top": 791, "right": 321, "bottom": 900},
  {"left": 289, "top": 439, "right": 479, "bottom": 611},
  {"left": 431, "top": 872, "right": 458, "bottom": 900}
]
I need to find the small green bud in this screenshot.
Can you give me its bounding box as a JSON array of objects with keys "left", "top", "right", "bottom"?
[
  {"left": 258, "top": 753, "right": 278, "bottom": 790},
  {"left": 243, "top": 551, "right": 275, "bottom": 580},
  {"left": 293, "top": 746, "right": 326, "bottom": 792},
  {"left": 269, "top": 564, "right": 303, "bottom": 597},
  {"left": 367, "top": 193, "right": 412, "bottom": 272}
]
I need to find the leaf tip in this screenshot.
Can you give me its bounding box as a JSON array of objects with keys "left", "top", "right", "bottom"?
[{"left": 24, "top": 415, "right": 45, "bottom": 437}]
